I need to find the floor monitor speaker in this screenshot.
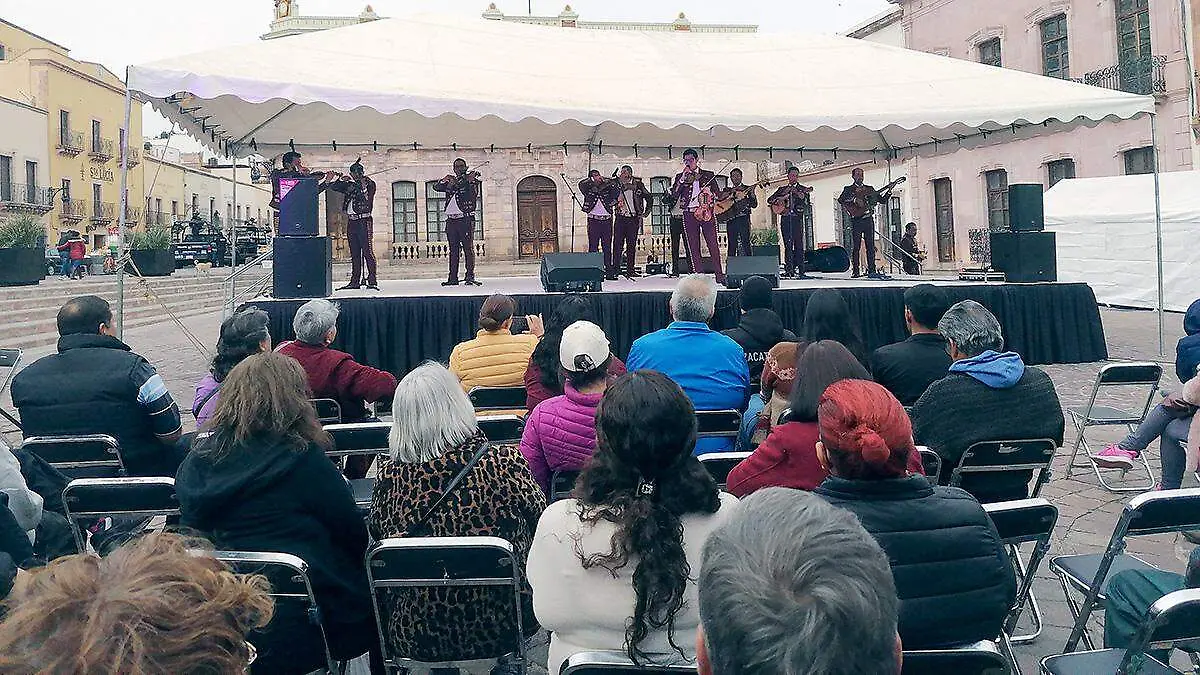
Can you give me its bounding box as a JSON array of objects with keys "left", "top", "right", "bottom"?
[
  {"left": 540, "top": 252, "right": 604, "bottom": 292},
  {"left": 725, "top": 256, "right": 780, "bottom": 289}
]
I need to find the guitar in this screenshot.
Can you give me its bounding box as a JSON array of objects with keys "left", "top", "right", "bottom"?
[
  {"left": 769, "top": 184, "right": 815, "bottom": 216},
  {"left": 714, "top": 179, "right": 769, "bottom": 223},
  {"left": 843, "top": 176, "right": 906, "bottom": 219}
]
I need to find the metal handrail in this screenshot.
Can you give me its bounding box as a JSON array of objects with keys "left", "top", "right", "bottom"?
[
  {"left": 222, "top": 247, "right": 274, "bottom": 319},
  {"left": 873, "top": 225, "right": 923, "bottom": 275}
]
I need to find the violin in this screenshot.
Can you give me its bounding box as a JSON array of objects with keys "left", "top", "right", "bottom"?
[
  {"left": 693, "top": 185, "right": 716, "bottom": 223},
  {"left": 439, "top": 170, "right": 481, "bottom": 191}
]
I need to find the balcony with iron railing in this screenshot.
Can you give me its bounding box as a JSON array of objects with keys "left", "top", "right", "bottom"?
[
  {"left": 90, "top": 201, "right": 115, "bottom": 225},
  {"left": 122, "top": 204, "right": 141, "bottom": 224},
  {"left": 121, "top": 145, "right": 140, "bottom": 167},
  {"left": 89, "top": 137, "right": 115, "bottom": 162},
  {"left": 144, "top": 210, "right": 170, "bottom": 226},
  {"left": 59, "top": 198, "right": 87, "bottom": 223},
  {"left": 57, "top": 129, "right": 85, "bottom": 156},
  {"left": 1081, "top": 55, "right": 1167, "bottom": 96},
  {"left": 0, "top": 183, "right": 55, "bottom": 214}
]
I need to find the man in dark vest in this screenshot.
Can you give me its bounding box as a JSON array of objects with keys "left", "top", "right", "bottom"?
[{"left": 11, "top": 296, "right": 184, "bottom": 477}]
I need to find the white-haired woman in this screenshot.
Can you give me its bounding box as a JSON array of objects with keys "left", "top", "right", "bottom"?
[{"left": 367, "top": 362, "right": 546, "bottom": 664}]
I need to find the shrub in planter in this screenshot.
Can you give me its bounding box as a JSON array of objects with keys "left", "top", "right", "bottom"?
[
  {"left": 127, "top": 226, "right": 175, "bottom": 277},
  {"left": 750, "top": 227, "right": 780, "bottom": 260},
  {"left": 0, "top": 215, "right": 47, "bottom": 286}
]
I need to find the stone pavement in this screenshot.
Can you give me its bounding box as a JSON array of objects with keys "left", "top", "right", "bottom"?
[{"left": 0, "top": 303, "right": 1194, "bottom": 673}]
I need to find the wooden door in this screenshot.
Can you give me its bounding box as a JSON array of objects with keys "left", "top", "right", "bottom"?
[{"left": 517, "top": 176, "right": 559, "bottom": 259}]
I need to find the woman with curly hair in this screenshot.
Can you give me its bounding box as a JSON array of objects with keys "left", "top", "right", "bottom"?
[
  {"left": 528, "top": 371, "right": 737, "bottom": 673},
  {"left": 524, "top": 295, "right": 625, "bottom": 411},
  {"left": 192, "top": 307, "right": 271, "bottom": 427}
]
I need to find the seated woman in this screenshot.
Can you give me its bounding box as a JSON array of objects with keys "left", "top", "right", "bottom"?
[
  {"left": 525, "top": 295, "right": 625, "bottom": 411},
  {"left": 368, "top": 362, "right": 545, "bottom": 664},
  {"left": 812, "top": 379, "right": 1015, "bottom": 649},
  {"left": 520, "top": 321, "right": 616, "bottom": 495},
  {"left": 0, "top": 532, "right": 272, "bottom": 674},
  {"left": 193, "top": 307, "right": 271, "bottom": 426},
  {"left": 451, "top": 293, "right": 544, "bottom": 394},
  {"left": 528, "top": 371, "right": 738, "bottom": 675},
  {"left": 176, "top": 353, "right": 381, "bottom": 674},
  {"left": 727, "top": 340, "right": 921, "bottom": 497}
]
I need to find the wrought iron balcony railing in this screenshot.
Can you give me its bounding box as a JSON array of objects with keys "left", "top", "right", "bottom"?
[
  {"left": 91, "top": 201, "right": 115, "bottom": 223},
  {"left": 0, "top": 183, "right": 54, "bottom": 209},
  {"left": 57, "top": 129, "right": 85, "bottom": 155},
  {"left": 144, "top": 210, "right": 170, "bottom": 226},
  {"left": 1082, "top": 55, "right": 1167, "bottom": 96},
  {"left": 121, "top": 145, "right": 140, "bottom": 167},
  {"left": 89, "top": 137, "right": 115, "bottom": 162},
  {"left": 122, "top": 205, "right": 141, "bottom": 223},
  {"left": 59, "top": 198, "right": 87, "bottom": 221}
]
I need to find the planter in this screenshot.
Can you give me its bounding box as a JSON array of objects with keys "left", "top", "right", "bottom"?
[
  {"left": 751, "top": 244, "right": 780, "bottom": 261},
  {"left": 128, "top": 249, "right": 175, "bottom": 277},
  {"left": 0, "top": 247, "right": 46, "bottom": 286}
]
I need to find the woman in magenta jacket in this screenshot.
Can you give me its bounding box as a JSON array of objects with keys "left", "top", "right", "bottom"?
[{"left": 520, "top": 321, "right": 617, "bottom": 495}]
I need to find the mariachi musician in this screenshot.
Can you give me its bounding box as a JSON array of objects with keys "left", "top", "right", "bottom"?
[
  {"left": 433, "top": 158, "right": 482, "bottom": 286},
  {"left": 838, "top": 167, "right": 901, "bottom": 279},
  {"left": 670, "top": 148, "right": 725, "bottom": 284},
  {"left": 720, "top": 167, "right": 758, "bottom": 259},
  {"left": 661, "top": 191, "right": 687, "bottom": 277},
  {"left": 269, "top": 150, "right": 335, "bottom": 211},
  {"left": 767, "top": 165, "right": 813, "bottom": 279},
  {"left": 612, "top": 165, "right": 653, "bottom": 279},
  {"left": 579, "top": 169, "right": 622, "bottom": 281},
  {"left": 326, "top": 159, "right": 378, "bottom": 290}
]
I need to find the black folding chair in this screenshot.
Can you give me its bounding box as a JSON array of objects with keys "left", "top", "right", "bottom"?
[
  {"left": 1051, "top": 488, "right": 1200, "bottom": 653},
  {"left": 478, "top": 414, "right": 525, "bottom": 445},
  {"left": 214, "top": 550, "right": 341, "bottom": 674},
  {"left": 901, "top": 640, "right": 1009, "bottom": 675},
  {"left": 0, "top": 348, "right": 21, "bottom": 430},
  {"left": 561, "top": 651, "right": 696, "bottom": 675},
  {"left": 550, "top": 470, "right": 580, "bottom": 503},
  {"left": 949, "top": 439, "right": 1057, "bottom": 503},
  {"left": 366, "top": 536, "right": 527, "bottom": 673},
  {"left": 469, "top": 386, "right": 529, "bottom": 417},
  {"left": 917, "top": 446, "right": 943, "bottom": 479},
  {"left": 697, "top": 452, "right": 750, "bottom": 489},
  {"left": 1041, "top": 588, "right": 1200, "bottom": 674},
  {"left": 310, "top": 398, "right": 343, "bottom": 425},
  {"left": 985, "top": 499, "right": 1059, "bottom": 674},
  {"left": 61, "top": 477, "right": 178, "bottom": 553},
  {"left": 695, "top": 409, "right": 743, "bottom": 441},
  {"left": 1065, "top": 362, "right": 1162, "bottom": 493},
  {"left": 20, "top": 434, "right": 125, "bottom": 479},
  {"left": 323, "top": 421, "right": 390, "bottom": 508}
]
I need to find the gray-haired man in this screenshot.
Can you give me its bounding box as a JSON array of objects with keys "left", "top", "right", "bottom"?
[{"left": 697, "top": 488, "right": 903, "bottom": 675}]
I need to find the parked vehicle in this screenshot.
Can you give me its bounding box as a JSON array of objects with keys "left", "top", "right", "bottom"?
[{"left": 173, "top": 233, "right": 227, "bottom": 267}]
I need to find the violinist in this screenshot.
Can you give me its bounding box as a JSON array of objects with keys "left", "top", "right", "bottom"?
[
  {"left": 767, "top": 166, "right": 812, "bottom": 279},
  {"left": 838, "top": 167, "right": 894, "bottom": 279},
  {"left": 269, "top": 151, "right": 335, "bottom": 211},
  {"left": 326, "top": 159, "right": 378, "bottom": 290},
  {"left": 433, "top": 158, "right": 482, "bottom": 286},
  {"left": 579, "top": 169, "right": 622, "bottom": 281},
  {"left": 670, "top": 148, "right": 725, "bottom": 284},
  {"left": 721, "top": 168, "right": 757, "bottom": 259},
  {"left": 613, "top": 165, "right": 652, "bottom": 279}
]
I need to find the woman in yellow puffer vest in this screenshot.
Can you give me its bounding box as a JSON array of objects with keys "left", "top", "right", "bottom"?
[{"left": 450, "top": 293, "right": 544, "bottom": 392}]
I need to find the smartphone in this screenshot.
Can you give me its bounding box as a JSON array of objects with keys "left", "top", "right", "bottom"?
[{"left": 511, "top": 315, "right": 530, "bottom": 334}]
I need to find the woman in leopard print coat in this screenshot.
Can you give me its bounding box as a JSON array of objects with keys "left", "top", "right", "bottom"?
[{"left": 368, "top": 362, "right": 546, "bottom": 662}]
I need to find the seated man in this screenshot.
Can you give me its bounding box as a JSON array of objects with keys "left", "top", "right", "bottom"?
[
  {"left": 910, "top": 300, "right": 1064, "bottom": 503},
  {"left": 869, "top": 283, "right": 952, "bottom": 406},
  {"left": 12, "top": 296, "right": 184, "bottom": 477},
  {"left": 697, "top": 487, "right": 902, "bottom": 675},
  {"left": 1104, "top": 547, "right": 1200, "bottom": 664},
  {"left": 627, "top": 274, "right": 751, "bottom": 454}
]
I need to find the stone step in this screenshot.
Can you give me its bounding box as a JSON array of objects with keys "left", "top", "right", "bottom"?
[
  {"left": 0, "top": 272, "right": 230, "bottom": 302},
  {"left": 1, "top": 287, "right": 230, "bottom": 326},
  {"left": 8, "top": 303, "right": 225, "bottom": 351}
]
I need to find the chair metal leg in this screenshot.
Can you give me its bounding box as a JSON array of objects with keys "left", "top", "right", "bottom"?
[
  {"left": 1000, "top": 630, "right": 1023, "bottom": 675},
  {"left": 1055, "top": 568, "right": 1097, "bottom": 652},
  {"left": 1064, "top": 414, "right": 1087, "bottom": 479},
  {"left": 1005, "top": 545, "right": 1044, "bottom": 644},
  {"left": 1088, "top": 432, "right": 1156, "bottom": 493}
]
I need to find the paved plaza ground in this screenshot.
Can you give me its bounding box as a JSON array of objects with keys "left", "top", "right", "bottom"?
[{"left": 0, "top": 301, "right": 1193, "bottom": 673}]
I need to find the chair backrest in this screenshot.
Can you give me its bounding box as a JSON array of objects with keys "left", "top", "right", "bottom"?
[
  {"left": 310, "top": 398, "right": 342, "bottom": 425},
  {"left": 550, "top": 470, "right": 580, "bottom": 502},
  {"left": 213, "top": 550, "right": 337, "bottom": 675},
  {"left": 900, "top": 640, "right": 1008, "bottom": 675},
  {"left": 0, "top": 347, "right": 21, "bottom": 396},
  {"left": 698, "top": 452, "right": 750, "bottom": 488},
  {"left": 323, "top": 421, "right": 390, "bottom": 459},
  {"left": 468, "top": 386, "right": 528, "bottom": 413},
  {"left": 1120, "top": 488, "right": 1200, "bottom": 537},
  {"left": 366, "top": 536, "right": 524, "bottom": 667},
  {"left": 984, "top": 498, "right": 1058, "bottom": 546},
  {"left": 696, "top": 409, "right": 742, "bottom": 439},
  {"left": 1134, "top": 588, "right": 1200, "bottom": 655},
  {"left": 478, "top": 414, "right": 525, "bottom": 444},
  {"left": 561, "top": 651, "right": 696, "bottom": 675},
  {"left": 949, "top": 438, "right": 1057, "bottom": 499},
  {"left": 21, "top": 434, "right": 124, "bottom": 479},
  {"left": 62, "top": 477, "right": 178, "bottom": 552},
  {"left": 917, "top": 446, "right": 942, "bottom": 479},
  {"left": 1081, "top": 362, "right": 1163, "bottom": 424}
]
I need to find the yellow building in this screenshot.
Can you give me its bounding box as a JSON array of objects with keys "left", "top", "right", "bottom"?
[{"left": 0, "top": 18, "right": 144, "bottom": 252}]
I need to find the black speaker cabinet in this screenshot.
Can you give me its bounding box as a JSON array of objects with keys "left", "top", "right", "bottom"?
[
  {"left": 273, "top": 236, "right": 332, "bottom": 298},
  {"left": 540, "top": 252, "right": 604, "bottom": 292},
  {"left": 1008, "top": 183, "right": 1045, "bottom": 232},
  {"left": 805, "top": 246, "right": 851, "bottom": 273},
  {"left": 276, "top": 175, "right": 321, "bottom": 236},
  {"left": 989, "top": 231, "right": 1056, "bottom": 283},
  {"left": 725, "top": 256, "right": 780, "bottom": 289}
]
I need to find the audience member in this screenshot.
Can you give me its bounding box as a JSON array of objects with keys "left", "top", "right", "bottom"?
[
  {"left": 12, "top": 296, "right": 184, "bottom": 477},
  {"left": 720, "top": 275, "right": 796, "bottom": 383},
  {"left": 910, "top": 300, "right": 1064, "bottom": 503},
  {"left": 813, "top": 379, "right": 1015, "bottom": 649},
  {"left": 727, "top": 341, "right": 922, "bottom": 497},
  {"left": 525, "top": 295, "right": 626, "bottom": 411},
  {"left": 1104, "top": 547, "right": 1200, "bottom": 664},
  {"left": 277, "top": 298, "right": 396, "bottom": 479},
  {"left": 626, "top": 275, "right": 751, "bottom": 453},
  {"left": 176, "top": 353, "right": 380, "bottom": 673},
  {"left": 368, "top": 362, "right": 545, "bottom": 664},
  {"left": 0, "top": 441, "right": 72, "bottom": 563},
  {"left": 193, "top": 307, "right": 271, "bottom": 427},
  {"left": 697, "top": 488, "right": 902, "bottom": 675},
  {"left": 0, "top": 494, "right": 33, "bottom": 601},
  {"left": 869, "top": 284, "right": 952, "bottom": 406},
  {"left": 760, "top": 288, "right": 865, "bottom": 436},
  {"left": 450, "top": 293, "right": 544, "bottom": 393},
  {"left": 520, "top": 321, "right": 615, "bottom": 495},
  {"left": 528, "top": 371, "right": 737, "bottom": 675},
  {"left": 1094, "top": 298, "right": 1199, "bottom": 485},
  {"left": 0, "top": 532, "right": 272, "bottom": 674}
]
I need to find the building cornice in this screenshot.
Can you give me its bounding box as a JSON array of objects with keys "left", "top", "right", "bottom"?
[
  {"left": 25, "top": 55, "right": 140, "bottom": 101},
  {"left": 0, "top": 95, "right": 47, "bottom": 115}
]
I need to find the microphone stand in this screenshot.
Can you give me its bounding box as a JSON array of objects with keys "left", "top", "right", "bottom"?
[{"left": 561, "top": 172, "right": 584, "bottom": 253}]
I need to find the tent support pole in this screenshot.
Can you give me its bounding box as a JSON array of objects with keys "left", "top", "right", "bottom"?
[
  {"left": 116, "top": 73, "right": 133, "bottom": 339},
  {"left": 1151, "top": 112, "right": 1165, "bottom": 356}
]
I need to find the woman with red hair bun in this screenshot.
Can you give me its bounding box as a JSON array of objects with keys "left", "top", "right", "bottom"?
[{"left": 813, "top": 379, "right": 1016, "bottom": 651}]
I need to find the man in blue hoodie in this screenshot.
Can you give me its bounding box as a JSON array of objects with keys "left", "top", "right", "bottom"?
[{"left": 910, "top": 300, "right": 1065, "bottom": 503}]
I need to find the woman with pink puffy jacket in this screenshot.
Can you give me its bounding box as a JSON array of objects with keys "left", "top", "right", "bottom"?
[{"left": 520, "top": 321, "right": 616, "bottom": 495}]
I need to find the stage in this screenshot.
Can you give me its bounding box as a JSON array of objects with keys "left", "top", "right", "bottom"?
[{"left": 248, "top": 273, "right": 1109, "bottom": 377}]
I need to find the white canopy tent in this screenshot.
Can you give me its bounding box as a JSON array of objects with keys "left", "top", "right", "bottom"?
[{"left": 1046, "top": 171, "right": 1199, "bottom": 312}]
